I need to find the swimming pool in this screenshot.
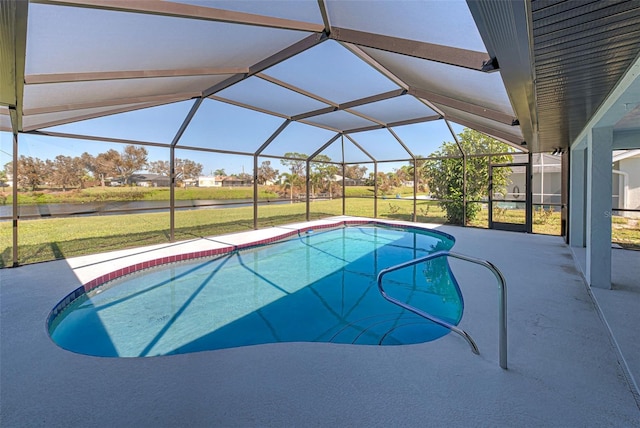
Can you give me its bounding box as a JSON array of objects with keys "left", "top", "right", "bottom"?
[{"left": 49, "top": 223, "right": 464, "bottom": 357}]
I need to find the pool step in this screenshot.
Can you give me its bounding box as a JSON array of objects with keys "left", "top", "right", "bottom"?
[{"left": 329, "top": 314, "right": 448, "bottom": 346}]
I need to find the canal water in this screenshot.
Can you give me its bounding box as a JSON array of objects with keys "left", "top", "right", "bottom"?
[{"left": 0, "top": 199, "right": 294, "bottom": 220}]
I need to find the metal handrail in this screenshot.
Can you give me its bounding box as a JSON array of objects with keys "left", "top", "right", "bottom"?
[{"left": 376, "top": 250, "right": 507, "bottom": 369}]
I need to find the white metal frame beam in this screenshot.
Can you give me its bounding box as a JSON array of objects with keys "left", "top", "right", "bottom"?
[
  {"left": 21, "top": 96, "right": 197, "bottom": 132},
  {"left": 330, "top": 27, "right": 496, "bottom": 72},
  {"left": 33, "top": 0, "right": 325, "bottom": 32},
  {"left": 22, "top": 92, "right": 200, "bottom": 116},
  {"left": 409, "top": 87, "right": 518, "bottom": 126},
  {"left": 467, "top": 0, "right": 537, "bottom": 150},
  {"left": 25, "top": 68, "right": 249, "bottom": 84},
  {"left": 208, "top": 95, "right": 290, "bottom": 120},
  {"left": 2, "top": 0, "right": 28, "bottom": 132},
  {"left": 257, "top": 72, "right": 336, "bottom": 107},
  {"left": 445, "top": 113, "right": 527, "bottom": 151},
  {"left": 203, "top": 33, "right": 327, "bottom": 98}
]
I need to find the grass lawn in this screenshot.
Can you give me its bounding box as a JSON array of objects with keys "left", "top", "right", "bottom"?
[
  {"left": 1, "top": 186, "right": 279, "bottom": 204},
  {"left": 0, "top": 198, "right": 444, "bottom": 266},
  {"left": 1, "top": 197, "right": 637, "bottom": 267},
  {"left": 1, "top": 185, "right": 417, "bottom": 205}
]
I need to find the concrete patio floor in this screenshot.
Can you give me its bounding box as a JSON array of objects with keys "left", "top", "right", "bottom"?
[{"left": 1, "top": 218, "right": 639, "bottom": 427}]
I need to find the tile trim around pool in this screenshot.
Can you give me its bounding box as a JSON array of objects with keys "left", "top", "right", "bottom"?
[
  {"left": 81, "top": 219, "right": 374, "bottom": 293},
  {"left": 47, "top": 219, "right": 450, "bottom": 329}
]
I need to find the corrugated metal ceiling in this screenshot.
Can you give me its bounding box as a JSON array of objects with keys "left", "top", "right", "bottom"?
[{"left": 532, "top": 0, "right": 640, "bottom": 152}]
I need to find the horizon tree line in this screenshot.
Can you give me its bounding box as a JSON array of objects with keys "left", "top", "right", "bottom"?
[
  {"left": 2, "top": 128, "right": 512, "bottom": 224},
  {"left": 2, "top": 145, "right": 204, "bottom": 191}
]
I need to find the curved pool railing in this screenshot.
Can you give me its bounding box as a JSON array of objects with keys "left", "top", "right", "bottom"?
[{"left": 376, "top": 250, "right": 508, "bottom": 369}]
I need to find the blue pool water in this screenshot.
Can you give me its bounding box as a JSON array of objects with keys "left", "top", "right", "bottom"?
[{"left": 49, "top": 225, "right": 463, "bottom": 357}]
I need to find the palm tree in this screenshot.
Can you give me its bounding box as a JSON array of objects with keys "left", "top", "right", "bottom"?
[
  {"left": 407, "top": 156, "right": 428, "bottom": 192},
  {"left": 309, "top": 171, "right": 324, "bottom": 197},
  {"left": 279, "top": 172, "right": 302, "bottom": 203}
]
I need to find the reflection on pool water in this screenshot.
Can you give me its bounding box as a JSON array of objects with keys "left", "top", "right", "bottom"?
[{"left": 49, "top": 225, "right": 463, "bottom": 357}]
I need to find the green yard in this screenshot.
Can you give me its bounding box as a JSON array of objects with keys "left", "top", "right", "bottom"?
[{"left": 1, "top": 195, "right": 637, "bottom": 267}]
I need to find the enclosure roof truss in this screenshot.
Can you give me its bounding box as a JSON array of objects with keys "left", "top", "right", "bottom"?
[{"left": 2, "top": 0, "right": 639, "bottom": 155}]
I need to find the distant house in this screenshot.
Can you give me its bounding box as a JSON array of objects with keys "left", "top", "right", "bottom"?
[
  {"left": 197, "top": 175, "right": 251, "bottom": 187},
  {"left": 509, "top": 153, "right": 562, "bottom": 205},
  {"left": 332, "top": 175, "right": 365, "bottom": 186},
  {"left": 613, "top": 149, "right": 640, "bottom": 218},
  {"left": 129, "top": 174, "right": 170, "bottom": 187},
  {"left": 198, "top": 176, "right": 223, "bottom": 187},
  {"left": 221, "top": 176, "right": 251, "bottom": 187},
  {"left": 532, "top": 153, "right": 562, "bottom": 205},
  {"left": 499, "top": 151, "right": 640, "bottom": 217},
  {"left": 1, "top": 173, "right": 13, "bottom": 187},
  {"left": 182, "top": 178, "right": 198, "bottom": 187}
]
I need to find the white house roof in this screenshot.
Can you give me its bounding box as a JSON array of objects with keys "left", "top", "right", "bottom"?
[{"left": 613, "top": 149, "right": 640, "bottom": 163}]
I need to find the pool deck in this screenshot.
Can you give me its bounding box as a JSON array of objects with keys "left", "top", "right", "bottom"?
[{"left": 1, "top": 217, "right": 639, "bottom": 427}]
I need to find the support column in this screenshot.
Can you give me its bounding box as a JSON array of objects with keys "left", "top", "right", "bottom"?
[
  {"left": 526, "top": 152, "right": 533, "bottom": 233},
  {"left": 305, "top": 161, "right": 310, "bottom": 221},
  {"left": 586, "top": 126, "right": 612, "bottom": 289},
  {"left": 412, "top": 157, "right": 417, "bottom": 222},
  {"left": 169, "top": 145, "right": 175, "bottom": 241},
  {"left": 341, "top": 136, "right": 345, "bottom": 215},
  {"left": 12, "top": 131, "right": 18, "bottom": 267},
  {"left": 373, "top": 162, "right": 378, "bottom": 218},
  {"left": 253, "top": 155, "right": 259, "bottom": 229},
  {"left": 569, "top": 146, "right": 586, "bottom": 248}
]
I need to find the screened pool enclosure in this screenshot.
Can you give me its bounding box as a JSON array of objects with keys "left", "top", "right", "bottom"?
[{"left": 1, "top": 1, "right": 638, "bottom": 269}]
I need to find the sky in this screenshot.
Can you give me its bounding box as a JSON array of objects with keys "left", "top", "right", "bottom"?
[
  {"left": 0, "top": 0, "right": 511, "bottom": 179},
  {"left": 1, "top": 38, "right": 469, "bottom": 177},
  {"left": 1, "top": 102, "right": 464, "bottom": 177}
]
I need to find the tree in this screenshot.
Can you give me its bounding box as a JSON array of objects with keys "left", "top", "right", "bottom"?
[
  {"left": 213, "top": 168, "right": 226, "bottom": 177},
  {"left": 176, "top": 159, "right": 203, "bottom": 181},
  {"left": 385, "top": 171, "right": 401, "bottom": 188},
  {"left": 148, "top": 158, "right": 202, "bottom": 184},
  {"left": 232, "top": 172, "right": 253, "bottom": 182},
  {"left": 344, "top": 165, "right": 368, "bottom": 181},
  {"left": 115, "top": 145, "right": 148, "bottom": 184},
  {"left": 277, "top": 153, "right": 308, "bottom": 201},
  {"left": 148, "top": 160, "right": 170, "bottom": 176},
  {"left": 311, "top": 155, "right": 339, "bottom": 197},
  {"left": 279, "top": 172, "right": 303, "bottom": 203},
  {"left": 408, "top": 156, "right": 429, "bottom": 192},
  {"left": 81, "top": 152, "right": 96, "bottom": 186},
  {"left": 85, "top": 149, "right": 120, "bottom": 187},
  {"left": 423, "top": 128, "right": 512, "bottom": 224},
  {"left": 256, "top": 160, "right": 278, "bottom": 185},
  {"left": 375, "top": 172, "right": 393, "bottom": 195},
  {"left": 15, "top": 156, "right": 47, "bottom": 191},
  {"left": 364, "top": 172, "right": 376, "bottom": 186},
  {"left": 309, "top": 170, "right": 324, "bottom": 196},
  {"left": 3, "top": 161, "right": 12, "bottom": 185},
  {"left": 280, "top": 152, "right": 307, "bottom": 177},
  {"left": 48, "top": 155, "right": 85, "bottom": 191},
  {"left": 394, "top": 166, "right": 410, "bottom": 185}
]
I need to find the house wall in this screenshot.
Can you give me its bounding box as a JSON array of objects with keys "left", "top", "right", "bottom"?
[
  {"left": 221, "top": 180, "right": 249, "bottom": 187},
  {"left": 616, "top": 157, "right": 640, "bottom": 218},
  {"left": 198, "top": 177, "right": 221, "bottom": 187},
  {"left": 532, "top": 172, "right": 562, "bottom": 205},
  {"left": 504, "top": 165, "right": 561, "bottom": 206}
]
